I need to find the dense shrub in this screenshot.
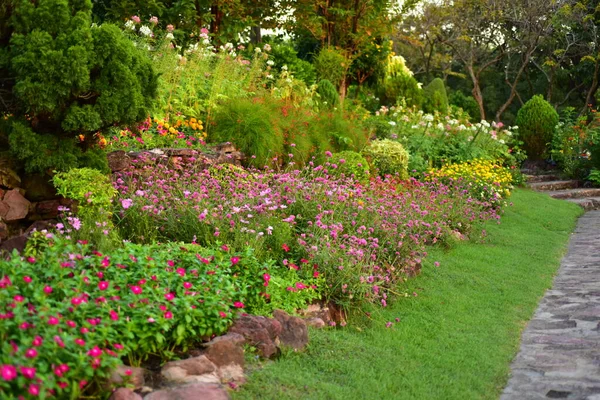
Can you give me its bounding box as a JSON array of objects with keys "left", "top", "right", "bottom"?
[
  {"left": 268, "top": 42, "right": 317, "bottom": 85},
  {"left": 314, "top": 47, "right": 347, "bottom": 88},
  {"left": 328, "top": 151, "right": 370, "bottom": 182},
  {"left": 0, "top": 235, "right": 271, "bottom": 398},
  {"left": 423, "top": 78, "right": 449, "bottom": 114},
  {"left": 2, "top": 0, "right": 157, "bottom": 173},
  {"left": 362, "top": 139, "right": 410, "bottom": 178},
  {"left": 515, "top": 95, "right": 559, "bottom": 160},
  {"left": 378, "top": 55, "right": 423, "bottom": 107},
  {"left": 317, "top": 79, "right": 339, "bottom": 108},
  {"left": 449, "top": 90, "right": 480, "bottom": 121}
]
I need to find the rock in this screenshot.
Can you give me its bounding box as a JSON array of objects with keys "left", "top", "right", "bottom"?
[
  {"left": 20, "top": 173, "right": 57, "bottom": 202},
  {"left": 0, "top": 161, "right": 21, "bottom": 189},
  {"left": 0, "top": 188, "right": 5, "bottom": 200},
  {"left": 164, "top": 149, "right": 197, "bottom": 157},
  {"left": 300, "top": 303, "right": 332, "bottom": 325},
  {"left": 0, "top": 221, "right": 7, "bottom": 240},
  {"left": 33, "top": 200, "right": 62, "bottom": 219},
  {"left": 144, "top": 383, "right": 229, "bottom": 400},
  {"left": 110, "top": 365, "right": 146, "bottom": 390},
  {"left": 161, "top": 355, "right": 217, "bottom": 384},
  {"left": 204, "top": 333, "right": 246, "bottom": 348},
  {"left": 204, "top": 336, "right": 245, "bottom": 368},
  {"left": 305, "top": 317, "right": 325, "bottom": 329},
  {"left": 2, "top": 189, "right": 31, "bottom": 221},
  {"left": 25, "top": 220, "right": 55, "bottom": 235},
  {"left": 0, "top": 202, "right": 8, "bottom": 220},
  {"left": 0, "top": 235, "right": 28, "bottom": 255},
  {"left": 272, "top": 310, "right": 309, "bottom": 351},
  {"left": 109, "top": 388, "right": 143, "bottom": 400},
  {"left": 108, "top": 151, "right": 131, "bottom": 172},
  {"left": 228, "top": 315, "right": 282, "bottom": 358},
  {"left": 218, "top": 364, "right": 246, "bottom": 384}
]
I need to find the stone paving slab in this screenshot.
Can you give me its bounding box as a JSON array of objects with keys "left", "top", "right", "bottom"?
[{"left": 502, "top": 211, "right": 600, "bottom": 400}]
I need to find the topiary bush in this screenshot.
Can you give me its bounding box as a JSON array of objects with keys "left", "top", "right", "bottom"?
[
  {"left": 328, "top": 151, "right": 370, "bottom": 182},
  {"left": 313, "top": 47, "right": 347, "bottom": 88},
  {"left": 317, "top": 79, "right": 339, "bottom": 108},
  {"left": 515, "top": 95, "right": 559, "bottom": 160},
  {"left": 1, "top": 0, "right": 157, "bottom": 173},
  {"left": 210, "top": 98, "right": 284, "bottom": 168},
  {"left": 378, "top": 55, "right": 423, "bottom": 107},
  {"left": 423, "top": 78, "right": 448, "bottom": 114},
  {"left": 362, "top": 139, "right": 410, "bottom": 178}
]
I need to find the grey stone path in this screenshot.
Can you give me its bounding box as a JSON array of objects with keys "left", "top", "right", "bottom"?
[{"left": 502, "top": 211, "right": 600, "bottom": 400}]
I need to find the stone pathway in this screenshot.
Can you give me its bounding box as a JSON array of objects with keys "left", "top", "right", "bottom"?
[
  {"left": 524, "top": 170, "right": 600, "bottom": 210},
  {"left": 502, "top": 211, "right": 600, "bottom": 400}
]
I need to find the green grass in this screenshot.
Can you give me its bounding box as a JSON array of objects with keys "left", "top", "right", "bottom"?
[{"left": 233, "top": 189, "right": 583, "bottom": 400}]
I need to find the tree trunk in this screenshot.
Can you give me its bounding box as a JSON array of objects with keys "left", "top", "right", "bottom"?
[
  {"left": 250, "top": 26, "right": 262, "bottom": 44},
  {"left": 581, "top": 59, "right": 600, "bottom": 115},
  {"left": 495, "top": 51, "right": 533, "bottom": 121},
  {"left": 467, "top": 66, "right": 486, "bottom": 120}
]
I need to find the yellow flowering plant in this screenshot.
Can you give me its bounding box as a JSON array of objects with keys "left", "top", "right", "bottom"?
[{"left": 426, "top": 159, "right": 515, "bottom": 205}]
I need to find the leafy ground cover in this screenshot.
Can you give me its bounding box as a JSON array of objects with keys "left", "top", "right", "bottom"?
[{"left": 232, "top": 189, "right": 582, "bottom": 400}]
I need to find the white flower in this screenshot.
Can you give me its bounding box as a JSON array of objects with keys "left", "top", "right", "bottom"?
[
  {"left": 266, "top": 60, "right": 274, "bottom": 66},
  {"left": 458, "top": 124, "right": 466, "bottom": 131},
  {"left": 498, "top": 139, "right": 505, "bottom": 144},
  {"left": 124, "top": 20, "right": 136, "bottom": 30},
  {"left": 202, "top": 39, "right": 210, "bottom": 45},
  {"left": 263, "top": 44, "right": 271, "bottom": 51},
  {"left": 255, "top": 47, "right": 262, "bottom": 53},
  {"left": 282, "top": 65, "right": 288, "bottom": 71},
  {"left": 388, "top": 121, "right": 397, "bottom": 126},
  {"left": 411, "top": 125, "right": 419, "bottom": 129},
  {"left": 165, "top": 32, "right": 174, "bottom": 40},
  {"left": 436, "top": 123, "right": 444, "bottom": 130},
  {"left": 139, "top": 25, "right": 152, "bottom": 37},
  {"left": 423, "top": 114, "right": 434, "bottom": 122},
  {"left": 266, "top": 74, "right": 274, "bottom": 79}
]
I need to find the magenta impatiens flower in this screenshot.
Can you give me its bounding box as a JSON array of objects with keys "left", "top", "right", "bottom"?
[
  {"left": 1, "top": 365, "right": 17, "bottom": 381},
  {"left": 233, "top": 301, "right": 245, "bottom": 308},
  {"left": 43, "top": 285, "right": 53, "bottom": 294},
  {"left": 164, "top": 292, "right": 175, "bottom": 301},
  {"left": 230, "top": 256, "right": 240, "bottom": 265},
  {"left": 47, "top": 316, "right": 59, "bottom": 325},
  {"left": 130, "top": 285, "right": 142, "bottom": 295},
  {"left": 87, "top": 346, "right": 102, "bottom": 358},
  {"left": 19, "top": 366, "right": 35, "bottom": 379},
  {"left": 24, "top": 348, "right": 37, "bottom": 358},
  {"left": 98, "top": 281, "right": 109, "bottom": 291},
  {"left": 183, "top": 282, "right": 192, "bottom": 289}
]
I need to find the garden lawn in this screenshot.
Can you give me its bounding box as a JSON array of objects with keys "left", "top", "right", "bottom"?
[{"left": 233, "top": 189, "right": 583, "bottom": 400}]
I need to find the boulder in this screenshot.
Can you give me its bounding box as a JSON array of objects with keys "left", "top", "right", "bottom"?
[
  {"left": 204, "top": 335, "right": 245, "bottom": 368},
  {"left": 109, "top": 388, "right": 143, "bottom": 400},
  {"left": 305, "top": 317, "right": 326, "bottom": 329},
  {"left": 144, "top": 383, "right": 229, "bottom": 400},
  {"left": 228, "top": 315, "right": 282, "bottom": 358},
  {"left": 218, "top": 364, "right": 246, "bottom": 384},
  {"left": 108, "top": 151, "right": 131, "bottom": 172},
  {"left": 0, "top": 221, "right": 8, "bottom": 241},
  {"left": 109, "top": 365, "right": 146, "bottom": 390},
  {"left": 0, "top": 235, "right": 28, "bottom": 255},
  {"left": 20, "top": 173, "right": 57, "bottom": 202},
  {"left": 161, "top": 355, "right": 218, "bottom": 384},
  {"left": 272, "top": 310, "right": 309, "bottom": 351},
  {"left": 0, "top": 161, "right": 21, "bottom": 189},
  {"left": 2, "top": 189, "right": 31, "bottom": 221},
  {"left": 33, "top": 200, "right": 62, "bottom": 219}
]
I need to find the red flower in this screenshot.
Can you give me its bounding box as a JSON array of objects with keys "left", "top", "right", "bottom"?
[
  {"left": 233, "top": 301, "right": 245, "bottom": 308},
  {"left": 282, "top": 243, "right": 290, "bottom": 252},
  {"left": 231, "top": 256, "right": 240, "bottom": 265},
  {"left": 167, "top": 260, "right": 175, "bottom": 267},
  {"left": 43, "top": 285, "right": 53, "bottom": 294},
  {"left": 23, "top": 276, "right": 32, "bottom": 283},
  {"left": 98, "top": 281, "right": 109, "bottom": 291},
  {"left": 219, "top": 311, "right": 227, "bottom": 318},
  {"left": 183, "top": 282, "right": 192, "bottom": 289},
  {"left": 87, "top": 346, "right": 102, "bottom": 358},
  {"left": 130, "top": 286, "right": 142, "bottom": 295}
]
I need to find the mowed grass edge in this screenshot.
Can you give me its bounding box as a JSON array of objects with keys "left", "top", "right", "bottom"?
[{"left": 233, "top": 189, "right": 583, "bottom": 400}]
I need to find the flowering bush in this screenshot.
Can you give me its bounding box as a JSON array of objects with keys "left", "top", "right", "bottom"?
[
  {"left": 113, "top": 154, "right": 502, "bottom": 308},
  {"left": 361, "top": 139, "right": 409, "bottom": 178},
  {"left": 426, "top": 159, "right": 515, "bottom": 205},
  {"left": 0, "top": 235, "right": 271, "bottom": 398}
]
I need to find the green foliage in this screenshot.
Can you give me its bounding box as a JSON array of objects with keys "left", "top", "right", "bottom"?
[
  {"left": 309, "top": 111, "right": 369, "bottom": 155},
  {"left": 210, "top": 98, "right": 284, "bottom": 168},
  {"left": 379, "top": 56, "right": 423, "bottom": 107},
  {"left": 587, "top": 168, "right": 600, "bottom": 186},
  {"left": 3, "top": 0, "right": 157, "bottom": 173},
  {"left": 362, "top": 139, "right": 410, "bottom": 178},
  {"left": 423, "top": 78, "right": 449, "bottom": 114},
  {"left": 317, "top": 79, "right": 339, "bottom": 108},
  {"left": 550, "top": 108, "right": 594, "bottom": 179},
  {"left": 515, "top": 95, "right": 559, "bottom": 160},
  {"left": 328, "top": 151, "right": 370, "bottom": 182},
  {"left": 314, "top": 47, "right": 347, "bottom": 88},
  {"left": 269, "top": 42, "right": 317, "bottom": 85},
  {"left": 52, "top": 168, "right": 119, "bottom": 249},
  {"left": 449, "top": 90, "right": 481, "bottom": 121}
]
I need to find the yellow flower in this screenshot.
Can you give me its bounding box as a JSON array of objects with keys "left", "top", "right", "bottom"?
[{"left": 169, "top": 127, "right": 176, "bottom": 134}]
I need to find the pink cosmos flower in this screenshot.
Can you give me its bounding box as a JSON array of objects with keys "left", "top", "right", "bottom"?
[
  {"left": 130, "top": 285, "right": 142, "bottom": 295},
  {"left": 1, "top": 365, "right": 17, "bottom": 381},
  {"left": 98, "top": 281, "right": 109, "bottom": 290},
  {"left": 19, "top": 366, "right": 35, "bottom": 379},
  {"left": 25, "top": 348, "right": 37, "bottom": 358},
  {"left": 121, "top": 199, "right": 133, "bottom": 209},
  {"left": 233, "top": 301, "right": 244, "bottom": 308}
]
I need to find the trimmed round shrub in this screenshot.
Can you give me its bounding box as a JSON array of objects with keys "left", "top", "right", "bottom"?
[
  {"left": 329, "top": 151, "right": 370, "bottom": 182},
  {"left": 515, "top": 95, "right": 559, "bottom": 160},
  {"left": 423, "top": 78, "right": 448, "bottom": 114},
  {"left": 210, "top": 98, "right": 284, "bottom": 168},
  {"left": 317, "top": 79, "right": 339, "bottom": 108},
  {"left": 362, "top": 139, "right": 410, "bottom": 178}
]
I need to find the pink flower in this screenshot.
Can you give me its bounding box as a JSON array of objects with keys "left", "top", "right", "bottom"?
[
  {"left": 27, "top": 257, "right": 36, "bottom": 263},
  {"left": 434, "top": 261, "right": 440, "bottom": 267},
  {"left": 130, "top": 285, "right": 142, "bottom": 295},
  {"left": 175, "top": 267, "right": 185, "bottom": 276},
  {"left": 166, "top": 24, "right": 174, "bottom": 32},
  {"left": 98, "top": 281, "right": 109, "bottom": 291},
  {"left": 54, "top": 335, "right": 65, "bottom": 348},
  {"left": 19, "top": 366, "right": 36, "bottom": 379},
  {"left": 147, "top": 317, "right": 156, "bottom": 323},
  {"left": 43, "top": 285, "right": 53, "bottom": 294},
  {"left": 183, "top": 282, "right": 192, "bottom": 289},
  {"left": 47, "top": 316, "right": 59, "bottom": 325},
  {"left": 32, "top": 336, "right": 43, "bottom": 347},
  {"left": 66, "top": 320, "right": 76, "bottom": 328},
  {"left": 75, "top": 338, "right": 86, "bottom": 346},
  {"left": 262, "top": 273, "right": 271, "bottom": 287},
  {"left": 14, "top": 294, "right": 24, "bottom": 302},
  {"left": 281, "top": 243, "right": 290, "bottom": 252},
  {"left": 149, "top": 16, "right": 158, "bottom": 24},
  {"left": 87, "top": 346, "right": 102, "bottom": 358},
  {"left": 164, "top": 292, "right": 175, "bottom": 301},
  {"left": 231, "top": 256, "right": 240, "bottom": 265},
  {"left": 101, "top": 257, "right": 110, "bottom": 267},
  {"left": 219, "top": 311, "right": 227, "bottom": 318},
  {"left": 121, "top": 199, "right": 133, "bottom": 209},
  {"left": 125, "top": 369, "right": 133, "bottom": 376},
  {"left": 201, "top": 28, "right": 209, "bottom": 34},
  {"left": 28, "top": 384, "right": 40, "bottom": 396},
  {"left": 168, "top": 260, "right": 175, "bottom": 267},
  {"left": 1, "top": 365, "right": 17, "bottom": 381},
  {"left": 131, "top": 15, "right": 141, "bottom": 23},
  {"left": 113, "top": 343, "right": 124, "bottom": 350},
  {"left": 109, "top": 310, "right": 119, "bottom": 321},
  {"left": 386, "top": 321, "right": 393, "bottom": 328},
  {"left": 25, "top": 348, "right": 37, "bottom": 358},
  {"left": 164, "top": 311, "right": 173, "bottom": 319},
  {"left": 233, "top": 301, "right": 244, "bottom": 308}
]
